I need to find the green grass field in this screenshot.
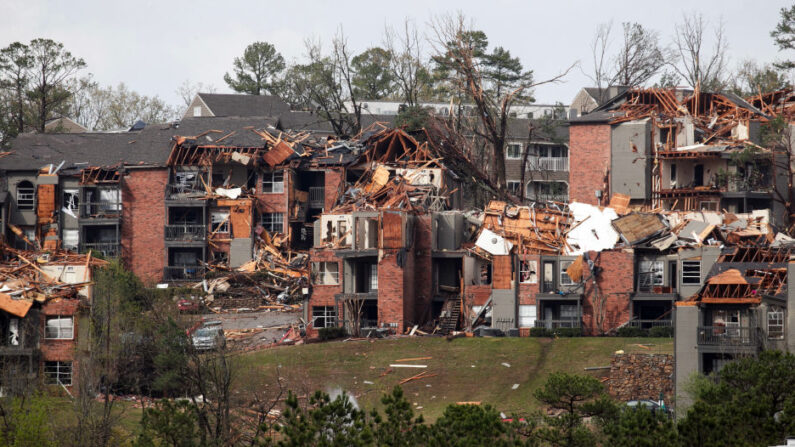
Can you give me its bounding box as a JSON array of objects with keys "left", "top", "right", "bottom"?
[{"left": 236, "top": 336, "right": 673, "bottom": 421}]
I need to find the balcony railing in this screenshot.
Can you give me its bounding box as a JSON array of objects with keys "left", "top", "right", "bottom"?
[
  {"left": 309, "top": 187, "right": 325, "bottom": 208},
  {"left": 535, "top": 319, "right": 581, "bottom": 329},
  {"left": 80, "top": 202, "right": 121, "bottom": 219},
  {"left": 628, "top": 319, "right": 673, "bottom": 328},
  {"left": 164, "top": 265, "right": 205, "bottom": 281},
  {"left": 166, "top": 183, "right": 206, "bottom": 200},
  {"left": 165, "top": 224, "right": 206, "bottom": 242},
  {"left": 530, "top": 157, "right": 569, "bottom": 172},
  {"left": 697, "top": 326, "right": 758, "bottom": 347},
  {"left": 80, "top": 242, "right": 121, "bottom": 258}
]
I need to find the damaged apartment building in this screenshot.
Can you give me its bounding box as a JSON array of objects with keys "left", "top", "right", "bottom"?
[{"left": 568, "top": 88, "right": 789, "bottom": 226}]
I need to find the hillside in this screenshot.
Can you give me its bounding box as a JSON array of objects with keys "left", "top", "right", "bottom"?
[{"left": 236, "top": 336, "right": 673, "bottom": 420}]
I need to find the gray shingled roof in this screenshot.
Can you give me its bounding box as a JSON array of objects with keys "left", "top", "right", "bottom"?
[
  {"left": 198, "top": 93, "right": 290, "bottom": 117},
  {"left": 1, "top": 116, "right": 281, "bottom": 171}
]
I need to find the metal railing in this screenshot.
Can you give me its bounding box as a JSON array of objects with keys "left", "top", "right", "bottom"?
[
  {"left": 80, "top": 242, "right": 121, "bottom": 258},
  {"left": 166, "top": 183, "right": 206, "bottom": 200},
  {"left": 535, "top": 319, "right": 582, "bottom": 329},
  {"left": 628, "top": 319, "right": 673, "bottom": 328},
  {"left": 697, "top": 326, "right": 758, "bottom": 347},
  {"left": 163, "top": 265, "right": 205, "bottom": 281},
  {"left": 165, "top": 224, "right": 206, "bottom": 242},
  {"left": 309, "top": 187, "right": 325, "bottom": 208},
  {"left": 725, "top": 176, "right": 773, "bottom": 193},
  {"left": 80, "top": 202, "right": 121, "bottom": 218},
  {"left": 531, "top": 157, "right": 569, "bottom": 172}
]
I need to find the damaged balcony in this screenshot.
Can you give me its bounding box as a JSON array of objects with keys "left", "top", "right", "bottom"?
[
  {"left": 78, "top": 187, "right": 121, "bottom": 222},
  {"left": 165, "top": 206, "right": 207, "bottom": 246}
]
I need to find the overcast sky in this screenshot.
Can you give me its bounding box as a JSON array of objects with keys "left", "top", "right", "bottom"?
[{"left": 2, "top": 0, "right": 793, "bottom": 111}]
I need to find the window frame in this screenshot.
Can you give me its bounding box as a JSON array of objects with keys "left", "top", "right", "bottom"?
[
  {"left": 16, "top": 181, "right": 35, "bottom": 211},
  {"left": 44, "top": 361, "right": 72, "bottom": 386},
  {"left": 681, "top": 260, "right": 701, "bottom": 285},
  {"left": 261, "top": 212, "right": 284, "bottom": 233},
  {"left": 505, "top": 142, "right": 523, "bottom": 160},
  {"left": 560, "top": 260, "right": 575, "bottom": 286},
  {"left": 44, "top": 316, "right": 74, "bottom": 340},
  {"left": 313, "top": 262, "right": 339, "bottom": 285},
  {"left": 261, "top": 171, "right": 285, "bottom": 194},
  {"left": 638, "top": 260, "right": 664, "bottom": 286},
  {"left": 519, "top": 259, "right": 538, "bottom": 284},
  {"left": 210, "top": 211, "right": 230, "bottom": 233},
  {"left": 768, "top": 307, "right": 784, "bottom": 339},
  {"left": 312, "top": 306, "right": 337, "bottom": 329},
  {"left": 507, "top": 181, "right": 521, "bottom": 196}
]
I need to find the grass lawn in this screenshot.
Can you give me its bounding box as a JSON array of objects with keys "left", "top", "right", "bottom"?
[{"left": 236, "top": 336, "right": 672, "bottom": 421}]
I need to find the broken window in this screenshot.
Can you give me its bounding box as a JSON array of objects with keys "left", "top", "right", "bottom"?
[
  {"left": 211, "top": 211, "right": 230, "bottom": 233},
  {"left": 313, "top": 262, "right": 339, "bottom": 285},
  {"left": 560, "top": 260, "right": 575, "bottom": 285},
  {"left": 44, "top": 361, "right": 72, "bottom": 386},
  {"left": 99, "top": 189, "right": 121, "bottom": 212},
  {"left": 479, "top": 262, "right": 492, "bottom": 285},
  {"left": 505, "top": 143, "right": 522, "bottom": 159},
  {"left": 519, "top": 259, "right": 538, "bottom": 284},
  {"left": 507, "top": 181, "right": 521, "bottom": 196},
  {"left": 312, "top": 306, "right": 336, "bottom": 329},
  {"left": 262, "top": 171, "right": 284, "bottom": 193},
  {"left": 638, "top": 260, "right": 664, "bottom": 290},
  {"left": 682, "top": 260, "right": 701, "bottom": 285},
  {"left": 63, "top": 189, "right": 79, "bottom": 218},
  {"left": 16, "top": 181, "right": 34, "bottom": 210},
  {"left": 261, "top": 212, "right": 284, "bottom": 233},
  {"left": 768, "top": 307, "right": 784, "bottom": 339},
  {"left": 45, "top": 316, "right": 74, "bottom": 340}
]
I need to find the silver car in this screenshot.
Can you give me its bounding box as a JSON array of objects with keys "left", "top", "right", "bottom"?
[{"left": 191, "top": 321, "right": 225, "bottom": 350}]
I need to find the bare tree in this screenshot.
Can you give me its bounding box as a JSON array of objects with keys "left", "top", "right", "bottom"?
[
  {"left": 384, "top": 19, "right": 430, "bottom": 106},
  {"left": 613, "top": 23, "right": 669, "bottom": 87},
  {"left": 429, "top": 13, "right": 572, "bottom": 190},
  {"left": 671, "top": 13, "right": 729, "bottom": 91},
  {"left": 585, "top": 21, "right": 613, "bottom": 104},
  {"left": 175, "top": 80, "right": 217, "bottom": 107}
]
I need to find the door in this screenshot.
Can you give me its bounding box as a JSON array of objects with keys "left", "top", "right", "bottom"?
[
  {"left": 694, "top": 165, "right": 704, "bottom": 187},
  {"left": 545, "top": 306, "right": 553, "bottom": 329}
]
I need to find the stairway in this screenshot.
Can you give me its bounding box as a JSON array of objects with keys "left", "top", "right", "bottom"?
[{"left": 439, "top": 296, "right": 461, "bottom": 334}]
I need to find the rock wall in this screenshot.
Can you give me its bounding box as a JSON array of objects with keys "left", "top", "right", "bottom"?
[{"left": 607, "top": 353, "right": 674, "bottom": 404}]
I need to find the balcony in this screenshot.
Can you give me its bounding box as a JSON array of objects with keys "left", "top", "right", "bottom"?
[
  {"left": 697, "top": 326, "right": 758, "bottom": 347},
  {"left": 530, "top": 157, "right": 569, "bottom": 172},
  {"left": 534, "top": 319, "right": 581, "bottom": 329},
  {"left": 80, "top": 242, "right": 121, "bottom": 258},
  {"left": 309, "top": 187, "right": 325, "bottom": 209},
  {"left": 164, "top": 224, "right": 206, "bottom": 242},
  {"left": 166, "top": 183, "right": 207, "bottom": 201},
  {"left": 80, "top": 202, "right": 121, "bottom": 219},
  {"left": 723, "top": 174, "right": 773, "bottom": 194},
  {"left": 163, "top": 265, "right": 205, "bottom": 281}
]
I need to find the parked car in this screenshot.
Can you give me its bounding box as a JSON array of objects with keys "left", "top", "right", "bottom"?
[
  {"left": 177, "top": 298, "right": 201, "bottom": 313},
  {"left": 190, "top": 320, "right": 225, "bottom": 351}
]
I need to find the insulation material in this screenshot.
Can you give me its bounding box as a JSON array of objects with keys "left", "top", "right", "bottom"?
[
  {"left": 476, "top": 228, "right": 513, "bottom": 256},
  {"left": 215, "top": 187, "right": 242, "bottom": 199},
  {"left": 566, "top": 203, "right": 620, "bottom": 255}
]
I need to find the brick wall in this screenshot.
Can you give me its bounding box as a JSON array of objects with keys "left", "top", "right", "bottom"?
[
  {"left": 324, "top": 168, "right": 345, "bottom": 210},
  {"left": 378, "top": 251, "right": 406, "bottom": 333},
  {"left": 40, "top": 299, "right": 80, "bottom": 389},
  {"left": 122, "top": 168, "right": 167, "bottom": 283},
  {"left": 581, "top": 249, "right": 633, "bottom": 335},
  {"left": 569, "top": 124, "right": 611, "bottom": 205},
  {"left": 255, "top": 169, "right": 289, "bottom": 232},
  {"left": 306, "top": 248, "right": 343, "bottom": 338}
]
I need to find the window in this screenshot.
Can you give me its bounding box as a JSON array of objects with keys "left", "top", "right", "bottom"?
[
  {"left": 682, "top": 260, "right": 701, "bottom": 284},
  {"left": 63, "top": 189, "right": 79, "bottom": 217},
  {"left": 768, "top": 308, "right": 784, "bottom": 339},
  {"left": 506, "top": 143, "right": 523, "bottom": 159},
  {"left": 261, "top": 212, "right": 284, "bottom": 233},
  {"left": 507, "top": 181, "right": 521, "bottom": 196},
  {"left": 193, "top": 106, "right": 202, "bottom": 117},
  {"left": 519, "top": 259, "right": 538, "bottom": 284},
  {"left": 312, "top": 306, "right": 336, "bottom": 329},
  {"left": 518, "top": 305, "right": 537, "bottom": 328},
  {"left": 638, "top": 260, "right": 664, "bottom": 290},
  {"left": 44, "top": 361, "right": 72, "bottom": 386},
  {"left": 16, "top": 181, "right": 34, "bottom": 210},
  {"left": 211, "top": 211, "right": 230, "bottom": 233},
  {"left": 700, "top": 201, "right": 719, "bottom": 211},
  {"left": 313, "top": 262, "right": 339, "bottom": 285},
  {"left": 62, "top": 230, "right": 79, "bottom": 252},
  {"left": 560, "top": 260, "right": 575, "bottom": 285},
  {"left": 45, "top": 316, "right": 74, "bottom": 339},
  {"left": 527, "top": 112, "right": 534, "bottom": 119},
  {"left": 262, "top": 171, "right": 284, "bottom": 193},
  {"left": 560, "top": 304, "right": 578, "bottom": 321},
  {"left": 369, "top": 264, "right": 378, "bottom": 290}
]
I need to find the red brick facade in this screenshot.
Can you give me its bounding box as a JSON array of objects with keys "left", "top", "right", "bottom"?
[
  {"left": 569, "top": 124, "right": 612, "bottom": 205},
  {"left": 122, "top": 168, "right": 168, "bottom": 283},
  {"left": 581, "top": 249, "right": 634, "bottom": 335},
  {"left": 40, "top": 298, "right": 81, "bottom": 389},
  {"left": 255, "top": 169, "right": 289, "bottom": 232}
]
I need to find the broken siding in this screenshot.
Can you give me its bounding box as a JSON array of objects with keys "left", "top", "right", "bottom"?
[{"left": 492, "top": 255, "right": 513, "bottom": 290}]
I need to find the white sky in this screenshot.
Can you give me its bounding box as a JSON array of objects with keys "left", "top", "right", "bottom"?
[{"left": 1, "top": 0, "right": 792, "bottom": 110}]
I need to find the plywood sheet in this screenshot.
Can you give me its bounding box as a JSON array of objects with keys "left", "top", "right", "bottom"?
[
  {"left": 492, "top": 255, "right": 512, "bottom": 290},
  {"left": 381, "top": 212, "right": 403, "bottom": 248}
]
